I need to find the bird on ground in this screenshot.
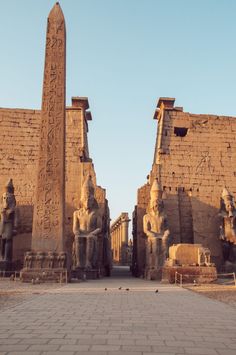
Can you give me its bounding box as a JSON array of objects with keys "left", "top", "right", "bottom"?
[
  {"left": 118, "top": 287, "right": 122, "bottom": 290},
  {"left": 105, "top": 288, "right": 107, "bottom": 291},
  {"left": 155, "top": 289, "right": 159, "bottom": 293},
  {"left": 126, "top": 288, "right": 129, "bottom": 291}
]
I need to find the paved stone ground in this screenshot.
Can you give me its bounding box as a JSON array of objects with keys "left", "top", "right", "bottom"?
[
  {"left": 0, "top": 267, "right": 236, "bottom": 355},
  {"left": 0, "top": 280, "right": 65, "bottom": 311}
]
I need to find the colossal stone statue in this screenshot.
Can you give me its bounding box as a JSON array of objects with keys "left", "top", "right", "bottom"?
[
  {"left": 143, "top": 179, "right": 171, "bottom": 279},
  {"left": 219, "top": 188, "right": 236, "bottom": 270},
  {"left": 73, "top": 176, "right": 102, "bottom": 270},
  {"left": 0, "top": 179, "right": 17, "bottom": 264}
]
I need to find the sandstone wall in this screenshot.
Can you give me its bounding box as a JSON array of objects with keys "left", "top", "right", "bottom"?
[
  {"left": 133, "top": 98, "right": 236, "bottom": 273},
  {"left": 0, "top": 98, "right": 106, "bottom": 266},
  {"left": 156, "top": 106, "right": 236, "bottom": 267}
]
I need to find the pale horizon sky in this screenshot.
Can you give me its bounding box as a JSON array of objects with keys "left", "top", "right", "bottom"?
[{"left": 1, "top": 0, "right": 236, "bottom": 231}]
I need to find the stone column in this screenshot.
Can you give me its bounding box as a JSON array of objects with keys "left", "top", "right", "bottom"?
[
  {"left": 110, "top": 213, "right": 130, "bottom": 265},
  {"left": 122, "top": 218, "right": 129, "bottom": 244},
  {"left": 121, "top": 219, "right": 127, "bottom": 264},
  {"left": 119, "top": 226, "right": 122, "bottom": 262},
  {"left": 120, "top": 213, "right": 130, "bottom": 264},
  {"left": 115, "top": 229, "right": 118, "bottom": 262},
  {"left": 116, "top": 229, "right": 118, "bottom": 260}
]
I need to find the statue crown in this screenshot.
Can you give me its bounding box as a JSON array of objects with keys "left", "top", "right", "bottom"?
[
  {"left": 81, "top": 175, "right": 95, "bottom": 199},
  {"left": 5, "top": 178, "right": 14, "bottom": 193},
  {"left": 222, "top": 187, "right": 233, "bottom": 201},
  {"left": 150, "top": 178, "right": 162, "bottom": 201}
]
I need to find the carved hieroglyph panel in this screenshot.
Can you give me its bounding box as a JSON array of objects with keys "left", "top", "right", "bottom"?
[
  {"left": 32, "top": 3, "right": 66, "bottom": 252},
  {"left": 195, "top": 151, "right": 214, "bottom": 175}
]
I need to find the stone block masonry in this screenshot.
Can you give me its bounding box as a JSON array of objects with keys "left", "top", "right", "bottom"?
[
  {"left": 0, "top": 3, "right": 110, "bottom": 276},
  {"left": 133, "top": 97, "right": 236, "bottom": 276},
  {"left": 0, "top": 98, "right": 105, "bottom": 266}
]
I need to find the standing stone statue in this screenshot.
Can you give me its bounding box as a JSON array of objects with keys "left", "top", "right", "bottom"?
[
  {"left": 219, "top": 188, "right": 236, "bottom": 270},
  {"left": 0, "top": 179, "right": 17, "bottom": 264},
  {"left": 73, "top": 176, "right": 102, "bottom": 270},
  {"left": 143, "top": 179, "right": 171, "bottom": 279}
]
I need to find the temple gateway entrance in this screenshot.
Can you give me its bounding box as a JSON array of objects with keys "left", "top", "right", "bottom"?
[{"left": 0, "top": 3, "right": 236, "bottom": 283}]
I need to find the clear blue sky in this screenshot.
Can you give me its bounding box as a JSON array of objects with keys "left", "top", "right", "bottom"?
[{"left": 0, "top": 0, "right": 236, "bottom": 228}]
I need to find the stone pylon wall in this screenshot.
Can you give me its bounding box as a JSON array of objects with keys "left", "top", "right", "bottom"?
[
  {"left": 0, "top": 98, "right": 107, "bottom": 266},
  {"left": 133, "top": 97, "right": 236, "bottom": 275}
]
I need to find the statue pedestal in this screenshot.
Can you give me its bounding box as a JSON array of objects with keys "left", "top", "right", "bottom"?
[
  {"left": 72, "top": 267, "right": 100, "bottom": 280},
  {"left": 20, "top": 251, "right": 68, "bottom": 283},
  {"left": 162, "top": 265, "right": 217, "bottom": 284},
  {"left": 20, "top": 268, "right": 68, "bottom": 283}
]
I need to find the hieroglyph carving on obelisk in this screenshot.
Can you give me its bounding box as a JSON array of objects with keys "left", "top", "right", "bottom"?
[{"left": 32, "top": 2, "right": 66, "bottom": 252}]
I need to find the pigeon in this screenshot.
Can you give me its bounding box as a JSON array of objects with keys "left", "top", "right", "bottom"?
[{"left": 155, "top": 289, "right": 159, "bottom": 293}]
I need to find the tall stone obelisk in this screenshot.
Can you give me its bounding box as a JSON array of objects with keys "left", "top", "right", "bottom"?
[
  {"left": 21, "top": 3, "right": 67, "bottom": 282},
  {"left": 32, "top": 2, "right": 66, "bottom": 253}
]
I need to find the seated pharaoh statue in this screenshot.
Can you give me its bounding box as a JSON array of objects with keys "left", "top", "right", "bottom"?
[
  {"left": 0, "top": 179, "right": 17, "bottom": 266},
  {"left": 73, "top": 176, "right": 102, "bottom": 270},
  {"left": 143, "top": 179, "right": 171, "bottom": 279},
  {"left": 219, "top": 188, "right": 236, "bottom": 271}
]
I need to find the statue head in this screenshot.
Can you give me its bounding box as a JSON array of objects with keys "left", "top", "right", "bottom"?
[
  {"left": 2, "top": 179, "right": 16, "bottom": 210},
  {"left": 80, "top": 175, "right": 98, "bottom": 210},
  {"left": 221, "top": 188, "right": 235, "bottom": 217},
  {"left": 149, "top": 179, "right": 163, "bottom": 213}
]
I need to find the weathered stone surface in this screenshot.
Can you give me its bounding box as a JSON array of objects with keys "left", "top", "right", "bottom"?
[
  {"left": 143, "top": 179, "right": 172, "bottom": 280},
  {"left": 0, "top": 8, "right": 110, "bottom": 275},
  {"left": 20, "top": 3, "right": 67, "bottom": 282},
  {"left": 219, "top": 188, "right": 236, "bottom": 272},
  {"left": 0, "top": 99, "right": 93, "bottom": 266},
  {"left": 132, "top": 184, "right": 150, "bottom": 277},
  {"left": 73, "top": 176, "right": 102, "bottom": 270},
  {"left": 162, "top": 265, "right": 217, "bottom": 284},
  {"left": 0, "top": 179, "right": 17, "bottom": 271},
  {"left": 72, "top": 175, "right": 111, "bottom": 279},
  {"left": 32, "top": 2, "right": 66, "bottom": 253},
  {"left": 133, "top": 97, "right": 236, "bottom": 276},
  {"left": 168, "top": 243, "right": 211, "bottom": 266},
  {"left": 20, "top": 249, "right": 67, "bottom": 282},
  {"left": 163, "top": 242, "right": 217, "bottom": 283}
]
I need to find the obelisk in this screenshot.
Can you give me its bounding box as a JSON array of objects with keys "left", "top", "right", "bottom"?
[{"left": 32, "top": 2, "right": 66, "bottom": 252}]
